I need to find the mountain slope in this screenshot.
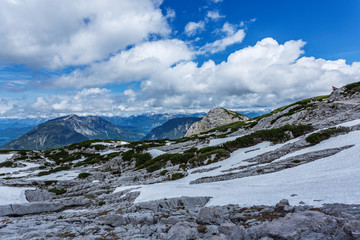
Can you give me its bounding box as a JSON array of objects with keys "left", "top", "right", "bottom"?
[
  {"left": 0, "top": 115, "right": 140, "bottom": 150},
  {"left": 185, "top": 107, "right": 250, "bottom": 137},
  {"left": 142, "top": 117, "right": 202, "bottom": 140}
]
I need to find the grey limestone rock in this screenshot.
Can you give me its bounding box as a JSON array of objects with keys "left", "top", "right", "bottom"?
[
  {"left": 167, "top": 222, "right": 197, "bottom": 240},
  {"left": 25, "top": 189, "right": 54, "bottom": 202},
  {"left": 343, "top": 220, "right": 360, "bottom": 239},
  {"left": 185, "top": 107, "right": 249, "bottom": 137},
  {"left": 249, "top": 210, "right": 345, "bottom": 240},
  {"left": 99, "top": 214, "right": 128, "bottom": 227},
  {"left": 0, "top": 202, "right": 65, "bottom": 216},
  {"left": 196, "top": 207, "right": 224, "bottom": 225}
]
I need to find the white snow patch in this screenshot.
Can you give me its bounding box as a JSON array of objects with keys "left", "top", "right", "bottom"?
[
  {"left": 100, "top": 150, "right": 118, "bottom": 156},
  {"left": 114, "top": 130, "right": 360, "bottom": 207},
  {"left": 0, "top": 154, "right": 13, "bottom": 163},
  {"left": 147, "top": 149, "right": 166, "bottom": 158},
  {"left": 0, "top": 186, "right": 35, "bottom": 205},
  {"left": 208, "top": 136, "right": 241, "bottom": 147},
  {"left": 0, "top": 162, "right": 39, "bottom": 176},
  {"left": 29, "top": 170, "right": 82, "bottom": 181},
  {"left": 336, "top": 119, "right": 360, "bottom": 127}
]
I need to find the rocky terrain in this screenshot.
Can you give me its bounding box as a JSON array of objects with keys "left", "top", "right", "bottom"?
[
  {"left": 0, "top": 82, "right": 360, "bottom": 239},
  {"left": 185, "top": 108, "right": 249, "bottom": 137}
]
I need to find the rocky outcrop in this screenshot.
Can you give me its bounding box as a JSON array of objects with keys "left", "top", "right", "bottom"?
[
  {"left": 185, "top": 108, "right": 249, "bottom": 137},
  {"left": 0, "top": 202, "right": 65, "bottom": 217}
]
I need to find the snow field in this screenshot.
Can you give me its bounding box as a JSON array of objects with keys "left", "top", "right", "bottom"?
[{"left": 114, "top": 129, "right": 360, "bottom": 207}]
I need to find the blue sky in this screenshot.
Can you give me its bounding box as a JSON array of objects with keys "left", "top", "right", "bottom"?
[{"left": 0, "top": 0, "right": 359, "bottom": 118}]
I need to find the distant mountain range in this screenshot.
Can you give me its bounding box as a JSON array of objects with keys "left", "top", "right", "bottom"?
[
  {"left": 142, "top": 117, "right": 202, "bottom": 140},
  {"left": 0, "top": 115, "right": 141, "bottom": 150},
  {"left": 103, "top": 112, "right": 206, "bottom": 134}
]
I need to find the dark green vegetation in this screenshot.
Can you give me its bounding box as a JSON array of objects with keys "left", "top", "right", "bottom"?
[
  {"left": 343, "top": 81, "right": 360, "bottom": 95},
  {"left": 171, "top": 173, "right": 185, "bottom": 180},
  {"left": 203, "top": 121, "right": 249, "bottom": 135},
  {"left": 254, "top": 95, "right": 329, "bottom": 124},
  {"left": 142, "top": 117, "right": 202, "bottom": 140},
  {"left": 306, "top": 127, "right": 350, "bottom": 145},
  {"left": 135, "top": 145, "right": 231, "bottom": 173},
  {"left": 48, "top": 188, "right": 67, "bottom": 195},
  {"left": 0, "top": 161, "right": 13, "bottom": 167},
  {"left": 78, "top": 172, "right": 91, "bottom": 179},
  {"left": 223, "top": 124, "right": 314, "bottom": 152},
  {"left": 269, "top": 95, "right": 330, "bottom": 124},
  {"left": 37, "top": 165, "right": 72, "bottom": 176}
]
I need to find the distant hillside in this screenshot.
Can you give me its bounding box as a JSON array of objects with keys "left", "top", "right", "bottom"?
[
  {"left": 104, "top": 112, "right": 205, "bottom": 134},
  {"left": 142, "top": 117, "right": 202, "bottom": 140},
  {"left": 0, "top": 126, "right": 35, "bottom": 146},
  {"left": 0, "top": 115, "right": 142, "bottom": 150}
]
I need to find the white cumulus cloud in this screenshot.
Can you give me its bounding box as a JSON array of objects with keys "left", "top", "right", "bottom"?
[
  {"left": 53, "top": 39, "right": 194, "bottom": 88},
  {"left": 0, "top": 0, "right": 170, "bottom": 69},
  {"left": 184, "top": 21, "right": 206, "bottom": 36}
]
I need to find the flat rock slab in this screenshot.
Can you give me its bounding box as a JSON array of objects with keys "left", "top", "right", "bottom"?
[{"left": 0, "top": 202, "right": 64, "bottom": 216}]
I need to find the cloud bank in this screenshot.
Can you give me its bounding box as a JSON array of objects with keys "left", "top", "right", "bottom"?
[{"left": 0, "top": 0, "right": 359, "bottom": 118}]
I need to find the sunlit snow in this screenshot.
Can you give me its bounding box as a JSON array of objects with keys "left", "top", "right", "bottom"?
[{"left": 115, "top": 129, "right": 360, "bottom": 207}]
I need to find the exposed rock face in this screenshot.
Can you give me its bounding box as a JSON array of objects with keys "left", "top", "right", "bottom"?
[{"left": 185, "top": 108, "right": 249, "bottom": 137}]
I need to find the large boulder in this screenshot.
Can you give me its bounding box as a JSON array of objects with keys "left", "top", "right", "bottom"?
[{"left": 185, "top": 108, "right": 249, "bottom": 137}]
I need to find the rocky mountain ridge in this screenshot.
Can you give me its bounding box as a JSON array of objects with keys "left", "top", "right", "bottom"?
[
  {"left": 185, "top": 108, "right": 250, "bottom": 137},
  {"left": 0, "top": 115, "right": 140, "bottom": 150},
  {"left": 0, "top": 82, "right": 360, "bottom": 239}
]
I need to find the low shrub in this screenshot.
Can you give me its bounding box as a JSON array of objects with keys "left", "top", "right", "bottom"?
[
  {"left": 0, "top": 161, "right": 13, "bottom": 168},
  {"left": 160, "top": 170, "right": 168, "bottom": 176},
  {"left": 306, "top": 127, "right": 350, "bottom": 145},
  {"left": 189, "top": 149, "right": 230, "bottom": 167},
  {"left": 48, "top": 188, "right": 67, "bottom": 195},
  {"left": 171, "top": 173, "right": 185, "bottom": 180},
  {"left": 223, "top": 124, "right": 313, "bottom": 152},
  {"left": 78, "top": 172, "right": 91, "bottom": 179}
]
